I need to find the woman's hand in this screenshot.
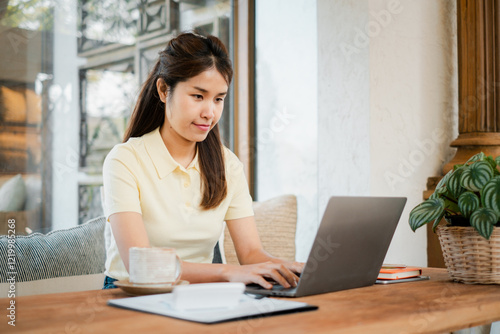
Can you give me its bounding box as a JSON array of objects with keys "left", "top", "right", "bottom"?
[
  {"left": 222, "top": 261, "right": 304, "bottom": 289},
  {"left": 280, "top": 261, "right": 305, "bottom": 274}
]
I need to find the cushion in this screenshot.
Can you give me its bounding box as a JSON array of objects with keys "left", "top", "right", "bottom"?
[
  {"left": 224, "top": 195, "right": 297, "bottom": 265},
  {"left": 0, "top": 174, "right": 26, "bottom": 211},
  {"left": 0, "top": 216, "right": 106, "bottom": 283},
  {"left": 0, "top": 86, "right": 41, "bottom": 124},
  {"left": 24, "top": 175, "right": 41, "bottom": 211},
  {"left": 0, "top": 86, "right": 26, "bottom": 123}
]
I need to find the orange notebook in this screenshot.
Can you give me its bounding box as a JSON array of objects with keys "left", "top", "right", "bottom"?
[{"left": 377, "top": 265, "right": 422, "bottom": 280}]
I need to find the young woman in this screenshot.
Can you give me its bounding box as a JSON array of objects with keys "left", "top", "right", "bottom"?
[{"left": 102, "top": 32, "right": 303, "bottom": 289}]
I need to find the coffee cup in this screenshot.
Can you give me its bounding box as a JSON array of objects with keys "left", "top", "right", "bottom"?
[{"left": 129, "top": 247, "right": 182, "bottom": 285}]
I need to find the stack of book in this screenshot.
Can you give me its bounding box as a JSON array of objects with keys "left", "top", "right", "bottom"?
[{"left": 376, "top": 265, "right": 427, "bottom": 284}]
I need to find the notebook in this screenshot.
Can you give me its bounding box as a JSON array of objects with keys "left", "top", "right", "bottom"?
[
  {"left": 108, "top": 293, "right": 318, "bottom": 324},
  {"left": 245, "top": 196, "right": 407, "bottom": 297}
]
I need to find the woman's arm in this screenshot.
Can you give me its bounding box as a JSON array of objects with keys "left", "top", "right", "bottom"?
[
  {"left": 169, "top": 215, "right": 304, "bottom": 289},
  {"left": 180, "top": 259, "right": 300, "bottom": 289},
  {"left": 109, "top": 212, "right": 150, "bottom": 273},
  {"left": 226, "top": 216, "right": 287, "bottom": 264},
  {"left": 110, "top": 213, "right": 303, "bottom": 289},
  {"left": 223, "top": 216, "right": 304, "bottom": 287}
]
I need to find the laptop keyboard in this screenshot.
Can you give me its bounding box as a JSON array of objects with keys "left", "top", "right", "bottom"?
[
  {"left": 246, "top": 273, "right": 301, "bottom": 295},
  {"left": 246, "top": 282, "right": 296, "bottom": 292}
]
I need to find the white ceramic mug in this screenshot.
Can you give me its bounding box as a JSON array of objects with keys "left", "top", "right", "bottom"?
[{"left": 129, "top": 247, "right": 182, "bottom": 285}]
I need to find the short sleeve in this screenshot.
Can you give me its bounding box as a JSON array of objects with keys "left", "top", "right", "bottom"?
[
  {"left": 102, "top": 144, "right": 142, "bottom": 220},
  {"left": 224, "top": 150, "right": 254, "bottom": 221}
]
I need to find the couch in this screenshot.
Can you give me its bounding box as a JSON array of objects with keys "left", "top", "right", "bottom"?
[{"left": 0, "top": 216, "right": 106, "bottom": 296}]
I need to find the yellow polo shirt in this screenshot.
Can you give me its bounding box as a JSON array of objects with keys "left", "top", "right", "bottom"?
[{"left": 102, "top": 127, "right": 254, "bottom": 280}]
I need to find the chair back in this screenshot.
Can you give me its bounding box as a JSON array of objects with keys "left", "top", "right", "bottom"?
[{"left": 223, "top": 195, "right": 297, "bottom": 265}]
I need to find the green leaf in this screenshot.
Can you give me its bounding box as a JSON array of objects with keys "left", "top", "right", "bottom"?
[
  {"left": 409, "top": 198, "right": 445, "bottom": 232},
  {"left": 481, "top": 176, "right": 500, "bottom": 213},
  {"left": 430, "top": 185, "right": 447, "bottom": 200},
  {"left": 458, "top": 191, "right": 480, "bottom": 218},
  {"left": 447, "top": 167, "right": 465, "bottom": 199},
  {"left": 443, "top": 190, "right": 460, "bottom": 214},
  {"left": 470, "top": 208, "right": 498, "bottom": 239},
  {"left": 432, "top": 211, "right": 445, "bottom": 232},
  {"left": 460, "top": 161, "right": 494, "bottom": 192},
  {"left": 430, "top": 170, "right": 453, "bottom": 199},
  {"left": 466, "top": 152, "right": 485, "bottom": 164},
  {"left": 485, "top": 155, "right": 497, "bottom": 170},
  {"left": 495, "top": 156, "right": 500, "bottom": 167},
  {"left": 485, "top": 155, "right": 499, "bottom": 175},
  {"left": 435, "top": 169, "right": 453, "bottom": 190}
]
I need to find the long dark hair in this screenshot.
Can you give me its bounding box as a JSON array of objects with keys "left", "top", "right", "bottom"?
[{"left": 124, "top": 32, "right": 233, "bottom": 210}]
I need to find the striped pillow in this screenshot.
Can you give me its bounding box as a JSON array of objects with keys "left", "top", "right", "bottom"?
[{"left": 0, "top": 216, "right": 106, "bottom": 283}]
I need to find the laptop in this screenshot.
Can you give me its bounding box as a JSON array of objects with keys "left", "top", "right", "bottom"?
[{"left": 245, "top": 196, "right": 407, "bottom": 297}]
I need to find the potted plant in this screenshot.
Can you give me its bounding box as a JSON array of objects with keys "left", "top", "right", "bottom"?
[{"left": 409, "top": 152, "right": 500, "bottom": 284}]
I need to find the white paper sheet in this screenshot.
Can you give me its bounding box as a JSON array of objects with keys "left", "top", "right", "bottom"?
[{"left": 108, "top": 294, "right": 318, "bottom": 324}]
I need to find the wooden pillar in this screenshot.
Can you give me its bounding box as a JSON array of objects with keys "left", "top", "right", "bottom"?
[
  {"left": 444, "top": 0, "right": 500, "bottom": 172},
  {"left": 427, "top": 0, "right": 500, "bottom": 267}
]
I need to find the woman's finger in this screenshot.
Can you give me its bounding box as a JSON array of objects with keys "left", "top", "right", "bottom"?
[
  {"left": 260, "top": 263, "right": 298, "bottom": 288},
  {"left": 275, "top": 264, "right": 300, "bottom": 287},
  {"left": 263, "top": 268, "right": 291, "bottom": 288},
  {"left": 293, "top": 262, "right": 305, "bottom": 273},
  {"left": 282, "top": 261, "right": 305, "bottom": 274},
  {"left": 251, "top": 275, "right": 274, "bottom": 289}
]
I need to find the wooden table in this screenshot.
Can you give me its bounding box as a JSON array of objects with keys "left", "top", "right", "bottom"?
[{"left": 2, "top": 268, "right": 500, "bottom": 334}]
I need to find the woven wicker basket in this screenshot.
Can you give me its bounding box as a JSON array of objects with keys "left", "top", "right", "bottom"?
[{"left": 436, "top": 225, "right": 500, "bottom": 284}]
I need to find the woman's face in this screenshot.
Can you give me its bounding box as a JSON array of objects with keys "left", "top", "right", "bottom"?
[{"left": 158, "top": 68, "right": 228, "bottom": 146}]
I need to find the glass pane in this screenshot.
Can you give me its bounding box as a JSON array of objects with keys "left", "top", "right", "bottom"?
[
  {"left": 0, "top": 0, "right": 234, "bottom": 234},
  {"left": 0, "top": 0, "right": 52, "bottom": 234},
  {"left": 78, "top": 0, "right": 139, "bottom": 53},
  {"left": 78, "top": 184, "right": 103, "bottom": 225},
  {"left": 255, "top": 0, "right": 318, "bottom": 261},
  {"left": 80, "top": 62, "right": 136, "bottom": 171}
]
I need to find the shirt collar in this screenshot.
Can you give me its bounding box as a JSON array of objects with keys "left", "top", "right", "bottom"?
[
  {"left": 187, "top": 151, "right": 200, "bottom": 172},
  {"left": 144, "top": 127, "right": 200, "bottom": 179}
]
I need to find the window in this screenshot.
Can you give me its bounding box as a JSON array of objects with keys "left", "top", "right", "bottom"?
[
  {"left": 0, "top": 0, "right": 234, "bottom": 233},
  {"left": 254, "top": 0, "right": 317, "bottom": 261}
]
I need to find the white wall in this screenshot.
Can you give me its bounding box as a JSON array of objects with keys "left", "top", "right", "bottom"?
[
  {"left": 368, "top": 0, "right": 457, "bottom": 266},
  {"left": 317, "top": 0, "right": 458, "bottom": 266},
  {"left": 317, "top": 1, "right": 371, "bottom": 214},
  {"left": 256, "top": 0, "right": 457, "bottom": 266}
]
